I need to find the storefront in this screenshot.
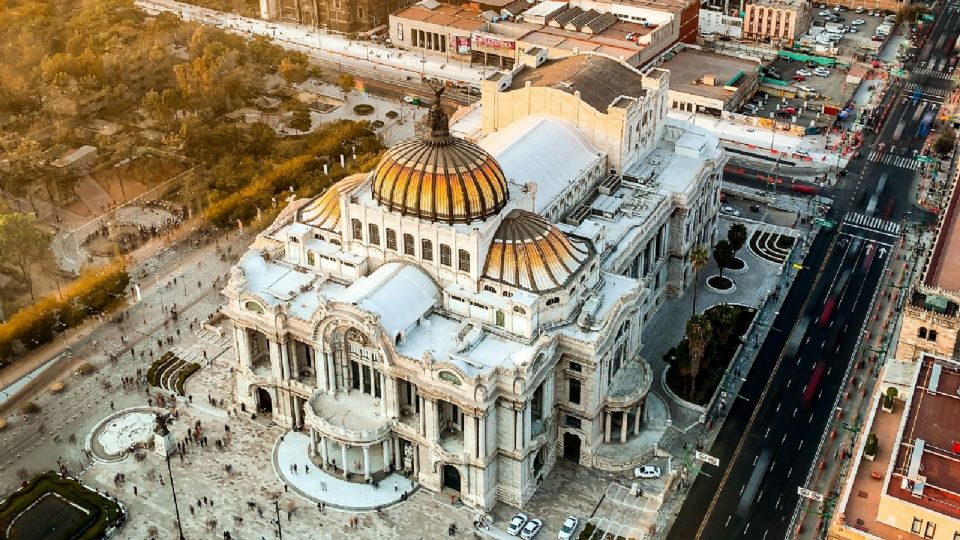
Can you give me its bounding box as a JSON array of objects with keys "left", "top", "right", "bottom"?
[{"left": 470, "top": 33, "right": 517, "bottom": 69}]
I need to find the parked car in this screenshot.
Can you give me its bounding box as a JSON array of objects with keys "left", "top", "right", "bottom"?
[
  {"left": 795, "top": 149, "right": 811, "bottom": 156},
  {"left": 635, "top": 465, "right": 663, "bottom": 478},
  {"left": 819, "top": 9, "right": 832, "bottom": 16},
  {"left": 814, "top": 67, "right": 832, "bottom": 77},
  {"left": 781, "top": 106, "right": 798, "bottom": 115},
  {"left": 798, "top": 84, "right": 817, "bottom": 93},
  {"left": 558, "top": 517, "right": 580, "bottom": 540},
  {"left": 742, "top": 103, "right": 759, "bottom": 114},
  {"left": 854, "top": 6, "right": 864, "bottom": 12},
  {"left": 792, "top": 74, "right": 806, "bottom": 81},
  {"left": 871, "top": 35, "right": 884, "bottom": 42},
  {"left": 520, "top": 519, "right": 543, "bottom": 540},
  {"left": 851, "top": 18, "right": 865, "bottom": 25},
  {"left": 508, "top": 514, "right": 529, "bottom": 536},
  {"left": 796, "top": 69, "right": 813, "bottom": 76},
  {"left": 776, "top": 110, "right": 794, "bottom": 119}
]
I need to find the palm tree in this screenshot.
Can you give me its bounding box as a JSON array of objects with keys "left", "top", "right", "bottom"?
[
  {"left": 711, "top": 304, "right": 738, "bottom": 347},
  {"left": 727, "top": 223, "right": 748, "bottom": 257},
  {"left": 686, "top": 314, "right": 712, "bottom": 398},
  {"left": 713, "top": 240, "right": 735, "bottom": 280},
  {"left": 690, "top": 244, "right": 710, "bottom": 316}
]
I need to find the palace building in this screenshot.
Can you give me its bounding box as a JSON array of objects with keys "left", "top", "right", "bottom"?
[{"left": 223, "top": 53, "right": 725, "bottom": 510}]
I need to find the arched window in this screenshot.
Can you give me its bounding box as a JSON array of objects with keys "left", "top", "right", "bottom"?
[
  {"left": 483, "top": 285, "right": 496, "bottom": 293},
  {"left": 502, "top": 290, "right": 513, "bottom": 298},
  {"left": 929, "top": 330, "right": 938, "bottom": 342},
  {"left": 351, "top": 219, "right": 362, "bottom": 240},
  {"left": 386, "top": 229, "right": 397, "bottom": 250},
  {"left": 403, "top": 234, "right": 415, "bottom": 255},
  {"left": 422, "top": 239, "right": 433, "bottom": 261},
  {"left": 546, "top": 297, "right": 560, "bottom": 307},
  {"left": 458, "top": 249, "right": 470, "bottom": 272},
  {"left": 440, "top": 244, "right": 452, "bottom": 267},
  {"left": 513, "top": 306, "right": 526, "bottom": 314},
  {"left": 368, "top": 223, "right": 380, "bottom": 245},
  {"left": 919, "top": 327, "right": 928, "bottom": 339}
]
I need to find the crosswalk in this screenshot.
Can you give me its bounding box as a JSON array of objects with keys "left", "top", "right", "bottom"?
[
  {"left": 904, "top": 82, "right": 949, "bottom": 98},
  {"left": 843, "top": 212, "right": 901, "bottom": 236},
  {"left": 866, "top": 151, "right": 925, "bottom": 170},
  {"left": 911, "top": 67, "right": 956, "bottom": 80}
]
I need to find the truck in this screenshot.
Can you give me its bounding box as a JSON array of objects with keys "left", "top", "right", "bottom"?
[
  {"left": 918, "top": 110, "right": 935, "bottom": 137},
  {"left": 736, "top": 449, "right": 773, "bottom": 518}
]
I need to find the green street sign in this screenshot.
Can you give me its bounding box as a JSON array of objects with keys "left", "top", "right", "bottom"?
[
  {"left": 922, "top": 14, "right": 935, "bottom": 21},
  {"left": 815, "top": 219, "right": 835, "bottom": 229},
  {"left": 917, "top": 155, "right": 934, "bottom": 163}
]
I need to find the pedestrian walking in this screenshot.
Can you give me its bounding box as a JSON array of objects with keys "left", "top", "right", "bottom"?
[{"left": 189, "top": 505, "right": 195, "bottom": 516}]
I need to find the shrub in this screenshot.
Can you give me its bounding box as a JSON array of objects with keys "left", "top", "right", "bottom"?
[
  {"left": 174, "top": 362, "right": 202, "bottom": 395},
  {"left": 353, "top": 104, "right": 374, "bottom": 115},
  {"left": 75, "top": 363, "right": 96, "bottom": 376},
  {"left": 19, "top": 401, "right": 40, "bottom": 415},
  {"left": 865, "top": 432, "right": 879, "bottom": 457}
]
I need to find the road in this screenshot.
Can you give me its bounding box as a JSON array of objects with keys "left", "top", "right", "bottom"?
[{"left": 668, "top": 7, "right": 954, "bottom": 539}]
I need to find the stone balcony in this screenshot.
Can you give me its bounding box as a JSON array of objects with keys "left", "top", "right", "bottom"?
[
  {"left": 605, "top": 359, "right": 652, "bottom": 408},
  {"left": 306, "top": 391, "right": 391, "bottom": 444}
]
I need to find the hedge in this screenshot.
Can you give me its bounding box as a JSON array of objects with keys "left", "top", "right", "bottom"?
[
  {"left": 174, "top": 362, "right": 201, "bottom": 395},
  {"left": 0, "top": 259, "right": 130, "bottom": 364},
  {"left": 0, "top": 472, "right": 125, "bottom": 539}
]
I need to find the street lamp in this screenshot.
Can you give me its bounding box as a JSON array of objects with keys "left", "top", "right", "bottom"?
[
  {"left": 155, "top": 414, "right": 186, "bottom": 540},
  {"left": 274, "top": 499, "right": 284, "bottom": 539}
]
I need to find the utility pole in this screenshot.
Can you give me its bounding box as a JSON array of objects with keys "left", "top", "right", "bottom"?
[{"left": 275, "top": 499, "right": 283, "bottom": 539}]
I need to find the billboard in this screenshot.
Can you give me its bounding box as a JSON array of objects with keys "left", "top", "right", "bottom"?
[
  {"left": 471, "top": 33, "right": 516, "bottom": 54},
  {"left": 449, "top": 35, "right": 471, "bottom": 54}
]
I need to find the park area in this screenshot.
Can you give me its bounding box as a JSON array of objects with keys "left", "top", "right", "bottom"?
[{"left": 0, "top": 472, "right": 125, "bottom": 540}]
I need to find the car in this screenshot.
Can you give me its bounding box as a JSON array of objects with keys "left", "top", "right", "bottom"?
[
  {"left": 792, "top": 74, "right": 806, "bottom": 81},
  {"left": 854, "top": 6, "right": 864, "bottom": 12},
  {"left": 814, "top": 68, "right": 831, "bottom": 77},
  {"left": 819, "top": 9, "right": 831, "bottom": 15},
  {"left": 508, "top": 513, "right": 529, "bottom": 536},
  {"left": 634, "top": 465, "right": 663, "bottom": 478},
  {"left": 798, "top": 84, "right": 816, "bottom": 93},
  {"left": 796, "top": 69, "right": 813, "bottom": 76},
  {"left": 847, "top": 27, "right": 858, "bottom": 33},
  {"left": 851, "top": 18, "right": 865, "bottom": 25},
  {"left": 402, "top": 95, "right": 417, "bottom": 104},
  {"left": 795, "top": 149, "right": 811, "bottom": 156},
  {"left": 871, "top": 35, "right": 884, "bottom": 42},
  {"left": 558, "top": 517, "right": 580, "bottom": 540},
  {"left": 776, "top": 110, "right": 794, "bottom": 119},
  {"left": 781, "top": 106, "right": 798, "bottom": 115},
  {"left": 819, "top": 3, "right": 827, "bottom": 7},
  {"left": 520, "top": 519, "right": 543, "bottom": 540},
  {"left": 833, "top": 5, "right": 840, "bottom": 10},
  {"left": 742, "top": 103, "right": 758, "bottom": 113}
]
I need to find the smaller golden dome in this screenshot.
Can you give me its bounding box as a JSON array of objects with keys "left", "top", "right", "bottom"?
[
  {"left": 300, "top": 174, "right": 366, "bottom": 231},
  {"left": 483, "top": 210, "right": 592, "bottom": 293}
]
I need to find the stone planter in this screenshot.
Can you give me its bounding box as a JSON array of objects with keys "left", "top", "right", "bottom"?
[
  {"left": 706, "top": 275, "right": 736, "bottom": 294},
  {"left": 725, "top": 257, "right": 749, "bottom": 275}
]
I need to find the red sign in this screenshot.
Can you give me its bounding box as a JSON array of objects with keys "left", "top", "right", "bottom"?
[{"left": 472, "top": 33, "right": 515, "bottom": 53}]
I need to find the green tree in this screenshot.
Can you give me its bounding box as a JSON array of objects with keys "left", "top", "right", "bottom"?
[
  {"left": 713, "top": 240, "right": 735, "bottom": 280},
  {"left": 896, "top": 2, "right": 930, "bottom": 24},
  {"left": 727, "top": 223, "right": 748, "bottom": 255},
  {"left": 336, "top": 73, "right": 355, "bottom": 97},
  {"left": 709, "top": 304, "right": 738, "bottom": 347},
  {"left": 934, "top": 128, "right": 956, "bottom": 157},
  {"left": 686, "top": 314, "right": 712, "bottom": 398},
  {"left": 288, "top": 109, "right": 312, "bottom": 132},
  {"left": 278, "top": 56, "right": 309, "bottom": 85},
  {"left": 690, "top": 244, "right": 709, "bottom": 316},
  {"left": 0, "top": 213, "right": 51, "bottom": 300}
]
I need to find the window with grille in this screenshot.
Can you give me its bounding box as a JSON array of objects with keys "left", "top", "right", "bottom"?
[
  {"left": 422, "top": 239, "right": 433, "bottom": 261},
  {"left": 440, "top": 244, "right": 452, "bottom": 266},
  {"left": 546, "top": 297, "right": 560, "bottom": 307},
  {"left": 458, "top": 249, "right": 470, "bottom": 272},
  {"left": 368, "top": 224, "right": 380, "bottom": 245},
  {"left": 351, "top": 219, "right": 362, "bottom": 240},
  {"left": 386, "top": 229, "right": 397, "bottom": 250}
]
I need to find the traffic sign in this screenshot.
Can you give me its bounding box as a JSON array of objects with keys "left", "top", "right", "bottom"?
[
  {"left": 922, "top": 14, "right": 935, "bottom": 21},
  {"left": 798, "top": 486, "right": 825, "bottom": 502},
  {"left": 792, "top": 263, "right": 804, "bottom": 270},
  {"left": 917, "top": 155, "right": 935, "bottom": 164},
  {"left": 815, "top": 218, "right": 835, "bottom": 229},
  {"left": 695, "top": 451, "right": 720, "bottom": 466}
]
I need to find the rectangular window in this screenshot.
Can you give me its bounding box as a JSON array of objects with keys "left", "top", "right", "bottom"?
[
  {"left": 374, "top": 372, "right": 382, "bottom": 398},
  {"left": 912, "top": 518, "right": 923, "bottom": 534},
  {"left": 422, "top": 239, "right": 433, "bottom": 261},
  {"left": 306, "top": 251, "right": 315, "bottom": 266},
  {"left": 458, "top": 249, "right": 470, "bottom": 272},
  {"left": 568, "top": 379, "right": 581, "bottom": 405},
  {"left": 564, "top": 414, "right": 582, "bottom": 429},
  {"left": 362, "top": 365, "right": 371, "bottom": 394},
  {"left": 925, "top": 522, "right": 936, "bottom": 539},
  {"left": 351, "top": 219, "right": 362, "bottom": 240},
  {"left": 368, "top": 223, "right": 380, "bottom": 245},
  {"left": 569, "top": 361, "right": 582, "bottom": 372},
  {"left": 403, "top": 234, "right": 415, "bottom": 255},
  {"left": 386, "top": 229, "right": 397, "bottom": 250},
  {"left": 350, "top": 361, "right": 360, "bottom": 390},
  {"left": 440, "top": 244, "right": 452, "bottom": 267}
]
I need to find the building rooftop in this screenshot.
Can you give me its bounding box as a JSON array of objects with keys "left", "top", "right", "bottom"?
[
  {"left": 658, "top": 48, "right": 758, "bottom": 102},
  {"left": 749, "top": 0, "right": 806, "bottom": 7},
  {"left": 924, "top": 171, "right": 960, "bottom": 293},
  {"left": 888, "top": 355, "right": 960, "bottom": 520},
  {"left": 392, "top": 4, "right": 486, "bottom": 31},
  {"left": 506, "top": 54, "right": 646, "bottom": 111}
]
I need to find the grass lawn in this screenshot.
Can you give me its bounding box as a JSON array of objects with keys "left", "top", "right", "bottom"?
[{"left": 0, "top": 472, "right": 125, "bottom": 540}]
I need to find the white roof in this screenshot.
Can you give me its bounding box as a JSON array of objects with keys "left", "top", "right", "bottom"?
[
  {"left": 479, "top": 115, "right": 603, "bottom": 213},
  {"left": 340, "top": 263, "right": 439, "bottom": 339},
  {"left": 239, "top": 252, "right": 314, "bottom": 306},
  {"left": 524, "top": 0, "right": 567, "bottom": 17}
]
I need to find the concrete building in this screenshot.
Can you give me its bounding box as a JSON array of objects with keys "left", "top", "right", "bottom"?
[
  {"left": 742, "top": 0, "right": 812, "bottom": 47},
  {"left": 647, "top": 45, "right": 760, "bottom": 115},
  {"left": 259, "top": 0, "right": 413, "bottom": 33},
  {"left": 830, "top": 353, "right": 960, "bottom": 540},
  {"left": 895, "top": 174, "right": 960, "bottom": 362},
  {"left": 224, "top": 53, "right": 724, "bottom": 510},
  {"left": 698, "top": 6, "right": 743, "bottom": 39}
]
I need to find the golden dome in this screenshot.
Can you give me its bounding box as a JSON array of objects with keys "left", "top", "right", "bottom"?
[
  {"left": 483, "top": 210, "right": 592, "bottom": 293},
  {"left": 371, "top": 91, "right": 508, "bottom": 224},
  {"left": 300, "top": 173, "right": 367, "bottom": 231}
]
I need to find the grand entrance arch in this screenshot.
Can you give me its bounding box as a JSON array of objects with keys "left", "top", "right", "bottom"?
[
  {"left": 563, "top": 432, "right": 581, "bottom": 463},
  {"left": 256, "top": 387, "right": 273, "bottom": 414},
  {"left": 442, "top": 464, "right": 462, "bottom": 492}
]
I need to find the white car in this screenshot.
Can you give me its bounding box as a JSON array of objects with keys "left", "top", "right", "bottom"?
[
  {"left": 851, "top": 18, "right": 865, "bottom": 25},
  {"left": 520, "top": 519, "right": 543, "bottom": 540},
  {"left": 402, "top": 95, "right": 417, "bottom": 104},
  {"left": 814, "top": 68, "right": 832, "bottom": 77},
  {"left": 508, "top": 513, "right": 529, "bottom": 536},
  {"left": 558, "top": 517, "right": 580, "bottom": 540},
  {"left": 795, "top": 150, "right": 811, "bottom": 157},
  {"left": 798, "top": 84, "right": 817, "bottom": 93},
  {"left": 819, "top": 10, "right": 831, "bottom": 16},
  {"left": 796, "top": 69, "right": 813, "bottom": 76},
  {"left": 634, "top": 464, "right": 663, "bottom": 478},
  {"left": 854, "top": 6, "right": 864, "bottom": 12}
]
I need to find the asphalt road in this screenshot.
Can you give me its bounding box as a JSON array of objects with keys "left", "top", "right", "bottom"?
[{"left": 668, "top": 6, "right": 955, "bottom": 539}]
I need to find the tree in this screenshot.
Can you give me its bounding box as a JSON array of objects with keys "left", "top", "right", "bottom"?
[
  {"left": 0, "top": 213, "right": 51, "bottom": 300},
  {"left": 336, "top": 73, "right": 355, "bottom": 97},
  {"left": 288, "top": 110, "right": 312, "bottom": 132},
  {"left": 709, "top": 304, "right": 738, "bottom": 347},
  {"left": 712, "top": 240, "right": 736, "bottom": 280},
  {"left": 690, "top": 244, "right": 709, "bottom": 316},
  {"left": 896, "top": 2, "right": 930, "bottom": 24},
  {"left": 686, "top": 314, "right": 712, "bottom": 397},
  {"left": 278, "top": 56, "right": 308, "bottom": 85},
  {"left": 933, "top": 128, "right": 956, "bottom": 157},
  {"left": 864, "top": 433, "right": 878, "bottom": 458},
  {"left": 727, "top": 223, "right": 748, "bottom": 255}
]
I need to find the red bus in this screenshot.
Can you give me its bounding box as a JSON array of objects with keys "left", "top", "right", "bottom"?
[
  {"left": 818, "top": 296, "right": 837, "bottom": 327},
  {"left": 802, "top": 361, "right": 827, "bottom": 409}
]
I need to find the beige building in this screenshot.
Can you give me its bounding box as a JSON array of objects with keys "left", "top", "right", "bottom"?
[
  {"left": 895, "top": 172, "right": 960, "bottom": 362},
  {"left": 259, "top": 0, "right": 412, "bottom": 32},
  {"left": 742, "top": 0, "right": 811, "bottom": 47},
  {"left": 648, "top": 45, "right": 760, "bottom": 115},
  {"left": 830, "top": 354, "right": 960, "bottom": 540}
]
